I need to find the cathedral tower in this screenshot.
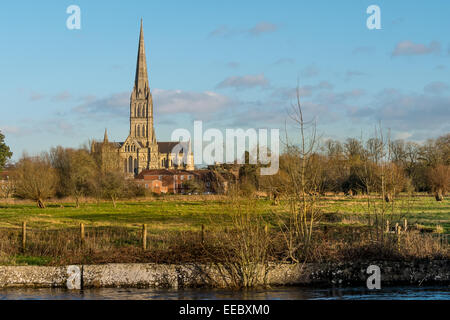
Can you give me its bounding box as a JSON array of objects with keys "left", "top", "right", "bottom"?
[
  {"left": 130, "top": 19, "right": 155, "bottom": 147},
  {"left": 92, "top": 19, "right": 194, "bottom": 176}
]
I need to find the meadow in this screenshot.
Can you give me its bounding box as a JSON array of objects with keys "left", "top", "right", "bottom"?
[
  {"left": 0, "top": 194, "right": 448, "bottom": 233},
  {"left": 0, "top": 194, "right": 447, "bottom": 266}
]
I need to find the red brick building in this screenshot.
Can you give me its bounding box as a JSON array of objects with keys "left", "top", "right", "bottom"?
[{"left": 135, "top": 169, "right": 195, "bottom": 194}]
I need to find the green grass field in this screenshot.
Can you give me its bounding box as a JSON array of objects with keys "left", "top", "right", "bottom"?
[
  {"left": 0, "top": 195, "right": 448, "bottom": 234},
  {"left": 0, "top": 195, "right": 447, "bottom": 266}
]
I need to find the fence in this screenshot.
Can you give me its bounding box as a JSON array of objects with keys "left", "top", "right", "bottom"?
[
  {"left": 0, "top": 223, "right": 208, "bottom": 265},
  {"left": 0, "top": 221, "right": 447, "bottom": 265}
]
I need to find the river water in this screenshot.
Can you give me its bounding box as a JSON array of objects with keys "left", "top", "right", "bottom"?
[{"left": 0, "top": 286, "right": 448, "bottom": 300}]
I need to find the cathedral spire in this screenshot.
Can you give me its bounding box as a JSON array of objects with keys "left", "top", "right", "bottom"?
[
  {"left": 103, "top": 128, "right": 109, "bottom": 143},
  {"left": 134, "top": 18, "right": 149, "bottom": 94}
]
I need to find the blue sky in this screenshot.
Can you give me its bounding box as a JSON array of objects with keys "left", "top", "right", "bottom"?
[{"left": 1, "top": 0, "right": 449, "bottom": 160}]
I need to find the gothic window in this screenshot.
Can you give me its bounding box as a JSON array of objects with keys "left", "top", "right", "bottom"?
[
  {"left": 137, "top": 125, "right": 140, "bottom": 137},
  {"left": 143, "top": 107, "right": 146, "bottom": 117},
  {"left": 142, "top": 125, "right": 145, "bottom": 137},
  {"left": 134, "top": 105, "right": 137, "bottom": 117},
  {"left": 128, "top": 156, "right": 133, "bottom": 173}
]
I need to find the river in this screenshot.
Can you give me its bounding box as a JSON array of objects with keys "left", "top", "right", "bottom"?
[{"left": 0, "top": 286, "right": 448, "bottom": 300}]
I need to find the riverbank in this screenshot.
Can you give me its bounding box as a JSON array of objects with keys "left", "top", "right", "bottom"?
[{"left": 0, "top": 260, "right": 448, "bottom": 288}]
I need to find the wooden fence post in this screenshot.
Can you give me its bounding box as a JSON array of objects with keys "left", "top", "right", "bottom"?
[
  {"left": 386, "top": 220, "right": 390, "bottom": 233},
  {"left": 201, "top": 224, "right": 205, "bottom": 245},
  {"left": 396, "top": 225, "right": 402, "bottom": 248},
  {"left": 403, "top": 219, "right": 408, "bottom": 232},
  {"left": 22, "top": 222, "right": 26, "bottom": 252},
  {"left": 80, "top": 223, "right": 85, "bottom": 245},
  {"left": 142, "top": 224, "right": 147, "bottom": 250}
]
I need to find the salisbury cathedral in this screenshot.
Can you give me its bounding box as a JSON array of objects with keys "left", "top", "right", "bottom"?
[{"left": 91, "top": 20, "right": 194, "bottom": 175}]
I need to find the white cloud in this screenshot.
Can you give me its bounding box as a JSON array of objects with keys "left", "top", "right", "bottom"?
[
  {"left": 348, "top": 89, "right": 450, "bottom": 131},
  {"left": 208, "top": 25, "right": 233, "bottom": 38},
  {"left": 273, "top": 58, "right": 295, "bottom": 65},
  {"left": 316, "top": 88, "right": 364, "bottom": 105},
  {"left": 29, "top": 91, "right": 44, "bottom": 101},
  {"left": 392, "top": 40, "right": 441, "bottom": 56},
  {"left": 394, "top": 131, "right": 413, "bottom": 140},
  {"left": 345, "top": 70, "right": 366, "bottom": 80},
  {"left": 248, "top": 22, "right": 278, "bottom": 36},
  {"left": 301, "top": 65, "right": 319, "bottom": 78},
  {"left": 271, "top": 81, "right": 334, "bottom": 100},
  {"left": 209, "top": 21, "right": 278, "bottom": 38},
  {"left": 424, "top": 81, "right": 449, "bottom": 95},
  {"left": 1, "top": 118, "right": 75, "bottom": 138},
  {"left": 0, "top": 125, "right": 22, "bottom": 135},
  {"left": 52, "top": 91, "right": 72, "bottom": 102},
  {"left": 72, "top": 89, "right": 231, "bottom": 119},
  {"left": 73, "top": 92, "right": 130, "bottom": 116},
  {"left": 227, "top": 61, "right": 240, "bottom": 69},
  {"left": 153, "top": 89, "right": 230, "bottom": 115},
  {"left": 216, "top": 73, "right": 269, "bottom": 90}
]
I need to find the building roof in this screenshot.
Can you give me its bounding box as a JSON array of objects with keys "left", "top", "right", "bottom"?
[
  {"left": 157, "top": 141, "right": 189, "bottom": 154},
  {"left": 91, "top": 141, "right": 124, "bottom": 150},
  {"left": 136, "top": 168, "right": 194, "bottom": 179},
  {"left": 0, "top": 171, "right": 9, "bottom": 180}
]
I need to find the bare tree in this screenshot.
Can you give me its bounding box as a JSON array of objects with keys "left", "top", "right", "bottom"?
[
  {"left": 0, "top": 176, "right": 14, "bottom": 199},
  {"left": 428, "top": 164, "right": 449, "bottom": 201},
  {"left": 208, "top": 192, "right": 271, "bottom": 288},
  {"left": 277, "top": 85, "right": 322, "bottom": 262},
  {"left": 50, "top": 147, "right": 97, "bottom": 207},
  {"left": 99, "top": 170, "right": 127, "bottom": 208},
  {"left": 12, "top": 155, "right": 57, "bottom": 208}
]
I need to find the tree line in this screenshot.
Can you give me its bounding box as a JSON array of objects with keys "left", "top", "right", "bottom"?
[
  {"left": 242, "top": 133, "right": 448, "bottom": 202},
  {"left": 0, "top": 129, "right": 448, "bottom": 208},
  {"left": 0, "top": 143, "right": 145, "bottom": 208}
]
